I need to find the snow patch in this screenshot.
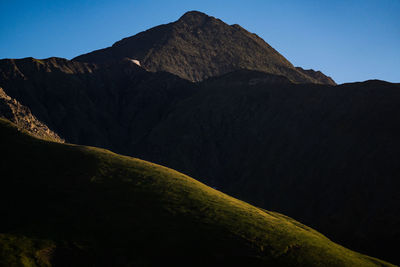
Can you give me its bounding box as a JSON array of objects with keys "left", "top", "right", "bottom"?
[{"left": 129, "top": 59, "right": 141, "bottom": 66}]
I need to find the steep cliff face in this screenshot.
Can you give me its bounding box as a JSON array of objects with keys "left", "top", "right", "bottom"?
[
  {"left": 74, "top": 11, "right": 335, "bottom": 85},
  {"left": 0, "top": 87, "right": 63, "bottom": 142}
]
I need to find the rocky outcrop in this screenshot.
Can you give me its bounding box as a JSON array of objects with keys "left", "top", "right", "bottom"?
[{"left": 0, "top": 87, "right": 63, "bottom": 142}]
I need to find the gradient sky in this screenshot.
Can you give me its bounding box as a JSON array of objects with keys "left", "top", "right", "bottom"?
[{"left": 1, "top": 0, "right": 399, "bottom": 84}]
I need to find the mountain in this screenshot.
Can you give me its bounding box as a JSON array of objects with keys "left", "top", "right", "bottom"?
[
  {"left": 1, "top": 10, "right": 399, "bottom": 264},
  {"left": 0, "top": 118, "right": 394, "bottom": 267},
  {"left": 0, "top": 56, "right": 399, "bottom": 264},
  {"left": 73, "top": 11, "right": 335, "bottom": 85},
  {"left": 0, "top": 87, "right": 63, "bottom": 142}
]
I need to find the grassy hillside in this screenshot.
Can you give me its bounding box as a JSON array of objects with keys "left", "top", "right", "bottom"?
[{"left": 0, "top": 118, "right": 394, "bottom": 266}]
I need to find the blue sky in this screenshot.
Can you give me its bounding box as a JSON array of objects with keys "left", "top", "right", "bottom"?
[{"left": 1, "top": 0, "right": 399, "bottom": 84}]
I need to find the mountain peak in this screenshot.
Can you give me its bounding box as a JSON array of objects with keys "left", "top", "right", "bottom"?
[
  {"left": 73, "top": 11, "right": 335, "bottom": 85},
  {"left": 176, "top": 10, "right": 215, "bottom": 27},
  {"left": 179, "top": 10, "right": 209, "bottom": 20}
]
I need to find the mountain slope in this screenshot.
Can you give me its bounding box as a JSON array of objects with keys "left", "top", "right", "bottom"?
[
  {"left": 73, "top": 11, "right": 335, "bottom": 85},
  {"left": 0, "top": 118, "right": 394, "bottom": 267}
]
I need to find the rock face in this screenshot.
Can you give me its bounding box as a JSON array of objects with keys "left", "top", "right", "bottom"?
[
  {"left": 0, "top": 87, "right": 63, "bottom": 142},
  {"left": 74, "top": 11, "right": 335, "bottom": 85}
]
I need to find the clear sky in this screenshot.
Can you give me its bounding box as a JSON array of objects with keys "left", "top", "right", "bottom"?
[{"left": 1, "top": 0, "right": 399, "bottom": 84}]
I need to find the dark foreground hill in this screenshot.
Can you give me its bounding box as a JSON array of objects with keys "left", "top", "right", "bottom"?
[
  {"left": 0, "top": 57, "right": 399, "bottom": 264},
  {"left": 0, "top": 118, "right": 394, "bottom": 267},
  {"left": 73, "top": 11, "right": 335, "bottom": 85}
]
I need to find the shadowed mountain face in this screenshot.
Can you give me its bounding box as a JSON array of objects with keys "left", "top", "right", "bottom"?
[
  {"left": 0, "top": 57, "right": 194, "bottom": 153},
  {"left": 0, "top": 57, "right": 399, "bottom": 264},
  {"left": 73, "top": 11, "right": 335, "bottom": 85}
]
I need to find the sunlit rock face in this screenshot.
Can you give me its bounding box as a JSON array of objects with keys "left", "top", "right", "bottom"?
[{"left": 0, "top": 87, "right": 63, "bottom": 142}]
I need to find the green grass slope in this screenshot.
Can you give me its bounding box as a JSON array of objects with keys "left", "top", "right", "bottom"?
[{"left": 0, "top": 118, "right": 394, "bottom": 267}]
